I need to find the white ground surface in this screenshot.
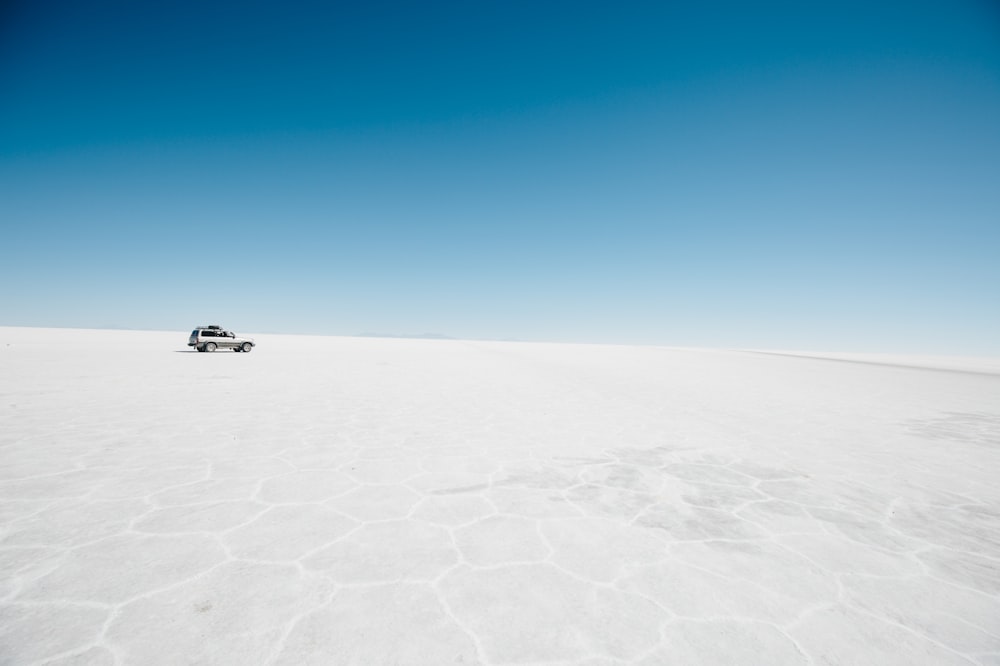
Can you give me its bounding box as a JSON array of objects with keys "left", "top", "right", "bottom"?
[{"left": 1, "top": 327, "right": 999, "bottom": 665}]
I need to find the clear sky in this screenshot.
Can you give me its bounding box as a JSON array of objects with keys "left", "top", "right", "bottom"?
[{"left": 2, "top": 1, "right": 998, "bottom": 354}]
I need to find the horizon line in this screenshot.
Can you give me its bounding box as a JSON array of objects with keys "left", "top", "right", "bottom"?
[{"left": 2, "top": 323, "right": 999, "bottom": 363}]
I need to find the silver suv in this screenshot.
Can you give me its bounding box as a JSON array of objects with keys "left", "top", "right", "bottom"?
[{"left": 188, "top": 326, "right": 255, "bottom": 352}]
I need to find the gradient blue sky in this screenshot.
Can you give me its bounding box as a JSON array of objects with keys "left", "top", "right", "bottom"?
[{"left": 2, "top": 1, "right": 999, "bottom": 353}]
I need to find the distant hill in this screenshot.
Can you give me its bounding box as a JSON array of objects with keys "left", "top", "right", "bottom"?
[{"left": 356, "top": 332, "right": 455, "bottom": 340}]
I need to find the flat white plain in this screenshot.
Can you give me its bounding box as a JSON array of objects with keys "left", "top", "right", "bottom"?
[{"left": 1, "top": 327, "right": 998, "bottom": 665}]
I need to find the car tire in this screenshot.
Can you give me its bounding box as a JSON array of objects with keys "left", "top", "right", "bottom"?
[
  {"left": 205, "top": 342, "right": 217, "bottom": 352},
  {"left": 241, "top": 342, "right": 253, "bottom": 353},
  {"left": 196, "top": 346, "right": 204, "bottom": 352}
]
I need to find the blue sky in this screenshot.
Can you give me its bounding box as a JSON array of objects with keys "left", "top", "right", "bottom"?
[{"left": 2, "top": 1, "right": 998, "bottom": 353}]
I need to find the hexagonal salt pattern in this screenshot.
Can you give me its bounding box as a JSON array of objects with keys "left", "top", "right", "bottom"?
[{"left": 1, "top": 327, "right": 999, "bottom": 665}]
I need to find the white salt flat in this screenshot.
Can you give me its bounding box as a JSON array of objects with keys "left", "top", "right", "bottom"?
[{"left": 1, "top": 327, "right": 998, "bottom": 665}]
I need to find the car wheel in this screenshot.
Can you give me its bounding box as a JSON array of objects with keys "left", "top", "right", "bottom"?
[
  {"left": 205, "top": 342, "right": 217, "bottom": 352},
  {"left": 196, "top": 346, "right": 204, "bottom": 352},
  {"left": 241, "top": 342, "right": 253, "bottom": 353},
  {"left": 233, "top": 347, "right": 241, "bottom": 352}
]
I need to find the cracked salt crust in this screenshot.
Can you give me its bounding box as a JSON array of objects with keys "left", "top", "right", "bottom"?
[{"left": 1, "top": 327, "right": 999, "bottom": 665}]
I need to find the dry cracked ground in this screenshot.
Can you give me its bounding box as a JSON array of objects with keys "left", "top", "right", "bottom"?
[{"left": 1, "top": 328, "right": 999, "bottom": 665}]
